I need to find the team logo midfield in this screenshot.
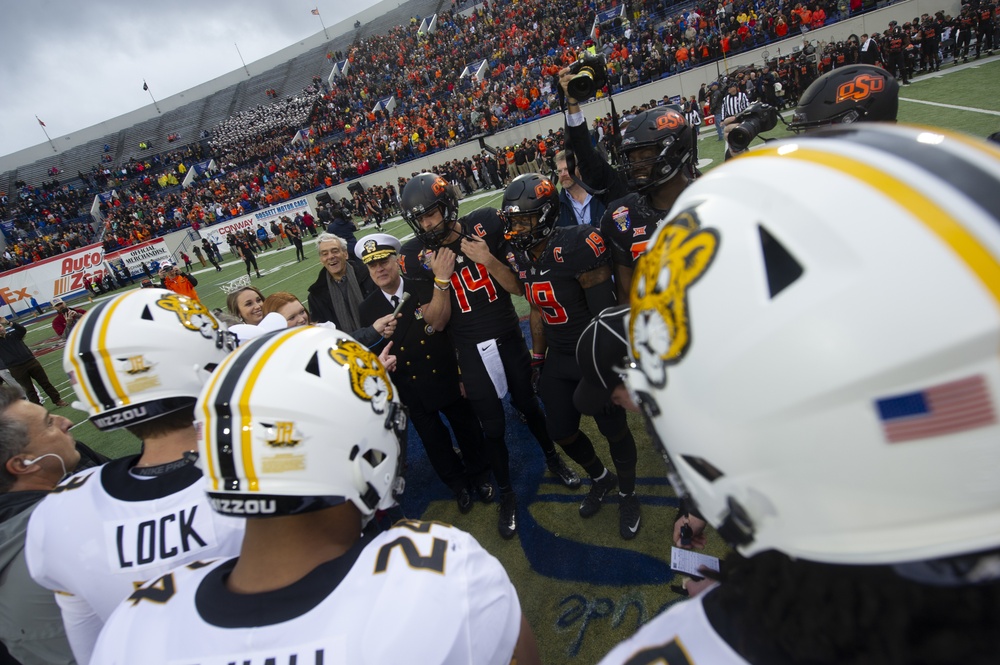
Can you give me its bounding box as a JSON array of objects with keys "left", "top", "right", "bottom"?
[
  {"left": 155, "top": 293, "right": 219, "bottom": 339},
  {"left": 629, "top": 209, "right": 720, "bottom": 387},
  {"left": 328, "top": 340, "right": 394, "bottom": 414}
]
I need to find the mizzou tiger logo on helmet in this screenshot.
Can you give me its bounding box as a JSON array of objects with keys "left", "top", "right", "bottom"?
[
  {"left": 155, "top": 293, "right": 219, "bottom": 339},
  {"left": 629, "top": 209, "right": 720, "bottom": 387},
  {"left": 328, "top": 339, "right": 394, "bottom": 414}
]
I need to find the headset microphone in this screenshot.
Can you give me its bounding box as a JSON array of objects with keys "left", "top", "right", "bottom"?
[{"left": 23, "top": 453, "right": 68, "bottom": 478}]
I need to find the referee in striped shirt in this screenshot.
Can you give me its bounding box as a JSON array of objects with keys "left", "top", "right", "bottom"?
[
  {"left": 721, "top": 82, "right": 750, "bottom": 124},
  {"left": 721, "top": 82, "right": 751, "bottom": 160}
]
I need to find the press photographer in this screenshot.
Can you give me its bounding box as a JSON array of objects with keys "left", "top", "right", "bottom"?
[
  {"left": 50, "top": 297, "right": 86, "bottom": 339},
  {"left": 726, "top": 102, "right": 779, "bottom": 157},
  {"left": 725, "top": 65, "right": 899, "bottom": 158}
]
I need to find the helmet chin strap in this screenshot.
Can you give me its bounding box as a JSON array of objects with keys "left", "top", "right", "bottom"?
[{"left": 23, "top": 453, "right": 68, "bottom": 479}]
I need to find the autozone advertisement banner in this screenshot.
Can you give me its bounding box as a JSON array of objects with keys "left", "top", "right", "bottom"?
[
  {"left": 0, "top": 243, "right": 106, "bottom": 309},
  {"left": 199, "top": 197, "right": 312, "bottom": 252},
  {"left": 105, "top": 237, "right": 172, "bottom": 276}
]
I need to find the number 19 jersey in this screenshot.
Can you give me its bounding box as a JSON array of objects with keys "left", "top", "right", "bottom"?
[
  {"left": 92, "top": 520, "right": 522, "bottom": 665},
  {"left": 509, "top": 226, "right": 612, "bottom": 354}
]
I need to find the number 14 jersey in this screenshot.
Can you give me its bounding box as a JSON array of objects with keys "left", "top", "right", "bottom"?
[{"left": 400, "top": 208, "right": 519, "bottom": 346}]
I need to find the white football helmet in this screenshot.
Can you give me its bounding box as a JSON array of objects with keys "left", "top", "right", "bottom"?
[
  {"left": 64, "top": 289, "right": 234, "bottom": 431},
  {"left": 195, "top": 326, "right": 405, "bottom": 519},
  {"left": 625, "top": 124, "right": 1000, "bottom": 565}
]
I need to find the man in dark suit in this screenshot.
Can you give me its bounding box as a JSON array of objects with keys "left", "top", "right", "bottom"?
[
  {"left": 357, "top": 234, "right": 492, "bottom": 514},
  {"left": 306, "top": 233, "right": 396, "bottom": 347}
]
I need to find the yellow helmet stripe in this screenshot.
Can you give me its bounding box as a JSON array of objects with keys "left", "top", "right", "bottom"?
[
  {"left": 744, "top": 145, "right": 1000, "bottom": 307},
  {"left": 64, "top": 308, "right": 98, "bottom": 411},
  {"left": 94, "top": 291, "right": 142, "bottom": 406},
  {"left": 199, "top": 332, "right": 247, "bottom": 492},
  {"left": 236, "top": 327, "right": 313, "bottom": 492}
]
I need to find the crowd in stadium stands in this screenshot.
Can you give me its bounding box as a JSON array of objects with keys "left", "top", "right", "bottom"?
[
  {"left": 2, "top": 0, "right": 942, "bottom": 265},
  {"left": 209, "top": 92, "right": 322, "bottom": 151}
]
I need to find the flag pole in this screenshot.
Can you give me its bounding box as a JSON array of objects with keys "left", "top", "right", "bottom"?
[
  {"left": 313, "top": 8, "right": 329, "bottom": 40},
  {"left": 36, "top": 116, "right": 57, "bottom": 153},
  {"left": 235, "top": 43, "right": 251, "bottom": 77},
  {"left": 144, "top": 80, "right": 162, "bottom": 114}
]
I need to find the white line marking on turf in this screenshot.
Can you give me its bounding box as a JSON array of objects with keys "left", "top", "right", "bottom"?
[{"left": 898, "top": 97, "right": 1000, "bottom": 116}]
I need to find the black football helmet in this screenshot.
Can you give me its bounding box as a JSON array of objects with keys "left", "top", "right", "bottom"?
[
  {"left": 400, "top": 173, "right": 459, "bottom": 249},
  {"left": 788, "top": 65, "right": 899, "bottom": 133},
  {"left": 500, "top": 173, "right": 559, "bottom": 251},
  {"left": 620, "top": 107, "right": 693, "bottom": 192}
]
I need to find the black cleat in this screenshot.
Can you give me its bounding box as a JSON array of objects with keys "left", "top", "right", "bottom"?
[
  {"left": 456, "top": 487, "right": 474, "bottom": 514},
  {"left": 579, "top": 472, "right": 618, "bottom": 518},
  {"left": 498, "top": 492, "right": 517, "bottom": 539},
  {"left": 619, "top": 492, "right": 642, "bottom": 540},
  {"left": 547, "top": 454, "right": 582, "bottom": 488},
  {"left": 477, "top": 481, "right": 495, "bottom": 504}
]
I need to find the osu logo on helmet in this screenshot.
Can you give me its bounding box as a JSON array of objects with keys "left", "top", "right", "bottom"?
[
  {"left": 431, "top": 177, "right": 448, "bottom": 196},
  {"left": 534, "top": 179, "right": 555, "bottom": 198},
  {"left": 655, "top": 111, "right": 685, "bottom": 130},
  {"left": 835, "top": 73, "right": 885, "bottom": 103}
]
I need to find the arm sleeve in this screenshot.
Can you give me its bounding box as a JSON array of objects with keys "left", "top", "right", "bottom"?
[
  {"left": 55, "top": 591, "right": 103, "bottom": 665},
  {"left": 584, "top": 278, "right": 618, "bottom": 318},
  {"left": 186, "top": 274, "right": 198, "bottom": 287},
  {"left": 565, "top": 121, "right": 629, "bottom": 205},
  {"left": 460, "top": 533, "right": 522, "bottom": 664},
  {"left": 349, "top": 325, "right": 383, "bottom": 348}
]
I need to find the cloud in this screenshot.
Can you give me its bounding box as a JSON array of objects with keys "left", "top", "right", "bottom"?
[{"left": 0, "top": 0, "right": 376, "bottom": 160}]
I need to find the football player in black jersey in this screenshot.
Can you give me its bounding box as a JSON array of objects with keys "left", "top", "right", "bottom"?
[
  {"left": 596, "top": 107, "right": 694, "bottom": 302},
  {"left": 399, "top": 173, "right": 580, "bottom": 540},
  {"left": 561, "top": 72, "right": 695, "bottom": 303},
  {"left": 500, "top": 174, "right": 643, "bottom": 539}
]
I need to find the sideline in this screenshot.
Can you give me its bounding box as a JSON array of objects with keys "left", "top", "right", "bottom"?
[{"left": 694, "top": 52, "right": 1000, "bottom": 138}]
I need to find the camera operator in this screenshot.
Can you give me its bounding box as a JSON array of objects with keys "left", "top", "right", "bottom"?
[
  {"left": 721, "top": 82, "right": 751, "bottom": 139},
  {"left": 50, "top": 297, "right": 85, "bottom": 339},
  {"left": 558, "top": 64, "right": 694, "bottom": 302},
  {"left": 726, "top": 64, "right": 899, "bottom": 159}
]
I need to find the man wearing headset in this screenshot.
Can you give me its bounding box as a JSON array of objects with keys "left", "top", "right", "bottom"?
[{"left": 0, "top": 386, "right": 106, "bottom": 664}]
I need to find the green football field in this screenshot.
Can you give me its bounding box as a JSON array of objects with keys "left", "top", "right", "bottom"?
[{"left": 12, "top": 58, "right": 1000, "bottom": 664}]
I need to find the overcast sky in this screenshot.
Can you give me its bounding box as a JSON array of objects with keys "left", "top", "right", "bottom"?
[{"left": 0, "top": 0, "right": 381, "bottom": 160}]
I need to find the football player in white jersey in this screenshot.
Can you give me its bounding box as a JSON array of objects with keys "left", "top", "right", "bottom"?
[
  {"left": 25, "top": 289, "right": 245, "bottom": 664},
  {"left": 92, "top": 325, "right": 540, "bottom": 665},
  {"left": 601, "top": 125, "right": 1000, "bottom": 664}
]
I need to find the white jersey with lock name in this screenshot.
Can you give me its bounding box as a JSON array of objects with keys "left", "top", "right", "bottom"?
[
  {"left": 92, "top": 520, "right": 522, "bottom": 665},
  {"left": 599, "top": 587, "right": 748, "bottom": 665},
  {"left": 25, "top": 456, "right": 244, "bottom": 665}
]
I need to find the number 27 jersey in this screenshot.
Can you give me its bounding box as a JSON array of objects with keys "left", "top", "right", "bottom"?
[{"left": 92, "top": 520, "right": 522, "bottom": 665}]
